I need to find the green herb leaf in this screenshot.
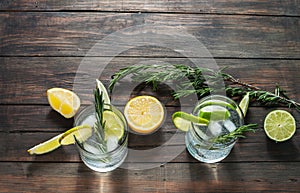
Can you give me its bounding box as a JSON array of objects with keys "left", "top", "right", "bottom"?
[{"left": 211, "top": 124, "right": 258, "bottom": 144}]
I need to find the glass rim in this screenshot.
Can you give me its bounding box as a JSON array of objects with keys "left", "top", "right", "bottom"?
[
  {"left": 191, "top": 94, "right": 244, "bottom": 145},
  {"left": 74, "top": 104, "right": 128, "bottom": 156}
]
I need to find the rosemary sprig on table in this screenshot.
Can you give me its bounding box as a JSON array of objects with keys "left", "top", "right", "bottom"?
[
  {"left": 109, "top": 64, "right": 300, "bottom": 111},
  {"left": 211, "top": 124, "right": 258, "bottom": 144}
]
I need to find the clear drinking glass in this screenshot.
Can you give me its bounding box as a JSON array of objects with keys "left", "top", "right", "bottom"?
[
  {"left": 185, "top": 95, "right": 244, "bottom": 163},
  {"left": 74, "top": 105, "right": 128, "bottom": 172}
]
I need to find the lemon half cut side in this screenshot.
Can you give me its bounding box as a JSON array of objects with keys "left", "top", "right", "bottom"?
[{"left": 124, "top": 95, "right": 165, "bottom": 134}]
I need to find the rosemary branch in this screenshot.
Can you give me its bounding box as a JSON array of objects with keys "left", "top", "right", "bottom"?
[
  {"left": 211, "top": 124, "right": 258, "bottom": 144},
  {"left": 93, "top": 87, "right": 108, "bottom": 154},
  {"left": 109, "top": 64, "right": 300, "bottom": 111}
]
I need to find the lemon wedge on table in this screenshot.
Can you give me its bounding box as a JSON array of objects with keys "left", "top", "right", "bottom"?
[
  {"left": 47, "top": 88, "right": 80, "bottom": 118},
  {"left": 27, "top": 125, "right": 92, "bottom": 155}
]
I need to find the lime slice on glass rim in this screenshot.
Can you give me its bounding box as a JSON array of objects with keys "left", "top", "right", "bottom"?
[
  {"left": 96, "top": 79, "right": 110, "bottom": 105},
  {"left": 103, "top": 110, "right": 125, "bottom": 140},
  {"left": 239, "top": 92, "right": 250, "bottom": 117},
  {"left": 199, "top": 105, "right": 231, "bottom": 121},
  {"left": 200, "top": 99, "right": 235, "bottom": 110},
  {"left": 264, "top": 110, "right": 296, "bottom": 142},
  {"left": 172, "top": 111, "right": 209, "bottom": 131}
]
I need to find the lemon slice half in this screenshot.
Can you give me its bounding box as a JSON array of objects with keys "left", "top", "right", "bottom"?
[{"left": 124, "top": 95, "right": 165, "bottom": 134}]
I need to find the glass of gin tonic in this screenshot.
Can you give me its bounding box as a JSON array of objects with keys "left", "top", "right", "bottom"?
[
  {"left": 74, "top": 105, "right": 128, "bottom": 172},
  {"left": 185, "top": 95, "right": 244, "bottom": 163}
]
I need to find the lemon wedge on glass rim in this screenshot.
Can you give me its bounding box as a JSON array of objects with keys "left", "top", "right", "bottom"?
[{"left": 27, "top": 125, "right": 92, "bottom": 155}]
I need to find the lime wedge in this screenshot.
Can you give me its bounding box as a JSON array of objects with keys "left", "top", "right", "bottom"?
[
  {"left": 96, "top": 79, "right": 110, "bottom": 104},
  {"left": 103, "top": 110, "right": 125, "bottom": 140},
  {"left": 60, "top": 125, "right": 92, "bottom": 145},
  {"left": 27, "top": 134, "right": 63, "bottom": 155},
  {"left": 239, "top": 92, "right": 250, "bottom": 117},
  {"left": 199, "top": 105, "right": 230, "bottom": 121},
  {"left": 264, "top": 110, "right": 296, "bottom": 142},
  {"left": 172, "top": 111, "right": 209, "bottom": 132}
]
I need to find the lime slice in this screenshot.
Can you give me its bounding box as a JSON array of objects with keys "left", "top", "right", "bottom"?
[
  {"left": 264, "top": 110, "right": 296, "bottom": 142},
  {"left": 200, "top": 99, "right": 235, "bottom": 110},
  {"left": 96, "top": 79, "right": 110, "bottom": 104},
  {"left": 60, "top": 125, "right": 92, "bottom": 145},
  {"left": 27, "top": 133, "right": 63, "bottom": 155},
  {"left": 199, "top": 105, "right": 230, "bottom": 121},
  {"left": 172, "top": 111, "right": 209, "bottom": 131},
  {"left": 103, "top": 110, "right": 125, "bottom": 140},
  {"left": 239, "top": 92, "right": 250, "bottom": 117}
]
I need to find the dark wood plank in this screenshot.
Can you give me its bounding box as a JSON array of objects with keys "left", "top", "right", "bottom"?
[
  {"left": 0, "top": 162, "right": 299, "bottom": 192},
  {"left": 1, "top": 13, "right": 300, "bottom": 58},
  {"left": 1, "top": 105, "right": 299, "bottom": 162},
  {"left": 1, "top": 0, "right": 299, "bottom": 16},
  {"left": 1, "top": 57, "right": 299, "bottom": 104},
  {"left": 2, "top": 129, "right": 300, "bottom": 163},
  {"left": 1, "top": 104, "right": 299, "bottom": 132}
]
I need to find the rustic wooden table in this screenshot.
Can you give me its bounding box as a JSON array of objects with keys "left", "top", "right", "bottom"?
[{"left": 1, "top": 1, "right": 300, "bottom": 192}]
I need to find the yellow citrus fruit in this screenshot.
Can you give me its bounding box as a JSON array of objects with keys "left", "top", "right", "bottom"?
[
  {"left": 47, "top": 88, "right": 80, "bottom": 118},
  {"left": 27, "top": 134, "right": 63, "bottom": 155},
  {"left": 124, "top": 95, "right": 165, "bottom": 134},
  {"left": 103, "top": 110, "right": 124, "bottom": 140},
  {"left": 59, "top": 125, "right": 92, "bottom": 145},
  {"left": 27, "top": 125, "right": 92, "bottom": 155},
  {"left": 264, "top": 110, "right": 296, "bottom": 142}
]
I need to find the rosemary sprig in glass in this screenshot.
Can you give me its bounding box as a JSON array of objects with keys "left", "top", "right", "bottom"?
[
  {"left": 93, "top": 88, "right": 106, "bottom": 145},
  {"left": 210, "top": 124, "right": 258, "bottom": 144}
]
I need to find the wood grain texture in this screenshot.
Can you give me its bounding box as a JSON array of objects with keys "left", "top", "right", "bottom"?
[
  {"left": 0, "top": 162, "right": 299, "bottom": 192},
  {"left": 1, "top": 1, "right": 299, "bottom": 192},
  {"left": 1, "top": 13, "right": 300, "bottom": 58},
  {"left": 1, "top": 105, "right": 299, "bottom": 163},
  {"left": 1, "top": 129, "right": 300, "bottom": 163},
  {"left": 1, "top": 57, "right": 299, "bottom": 104},
  {"left": 1, "top": 0, "right": 300, "bottom": 16}
]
